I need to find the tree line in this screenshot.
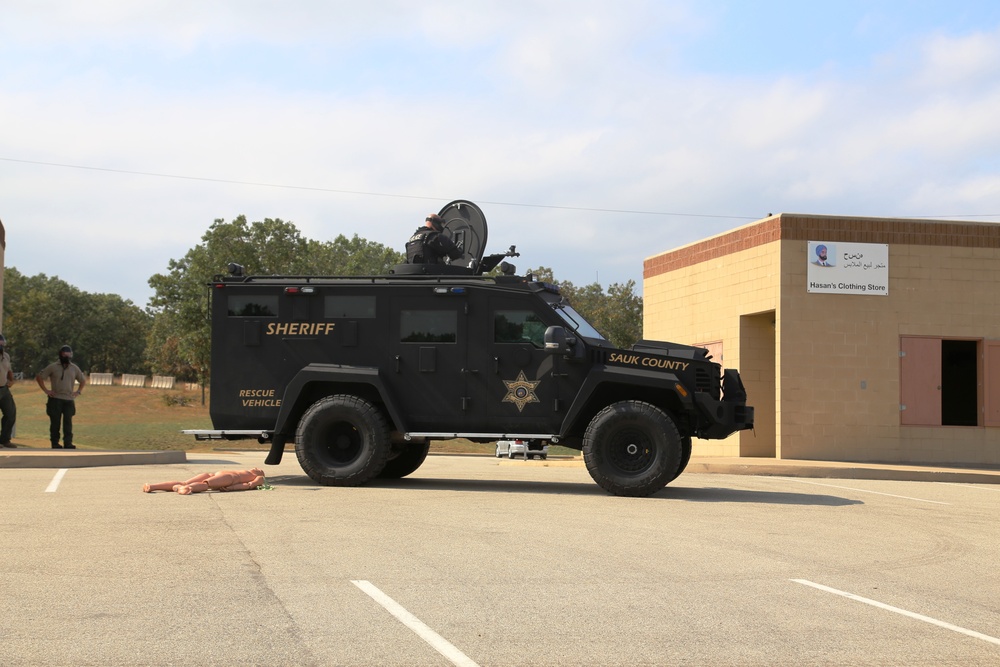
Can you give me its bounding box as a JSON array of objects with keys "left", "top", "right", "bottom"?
[
  {"left": 3, "top": 268, "right": 150, "bottom": 376},
  {"left": 3, "top": 215, "right": 643, "bottom": 381}
]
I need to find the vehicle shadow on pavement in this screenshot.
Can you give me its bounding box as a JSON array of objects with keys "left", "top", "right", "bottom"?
[
  {"left": 266, "top": 475, "right": 863, "bottom": 505},
  {"left": 375, "top": 478, "right": 608, "bottom": 495},
  {"left": 662, "top": 485, "right": 863, "bottom": 506},
  {"left": 270, "top": 475, "right": 606, "bottom": 496}
]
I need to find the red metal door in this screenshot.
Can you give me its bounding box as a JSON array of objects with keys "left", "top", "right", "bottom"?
[{"left": 900, "top": 337, "right": 941, "bottom": 426}]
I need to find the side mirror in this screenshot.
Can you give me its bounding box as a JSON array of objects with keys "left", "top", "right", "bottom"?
[{"left": 544, "top": 326, "right": 576, "bottom": 354}]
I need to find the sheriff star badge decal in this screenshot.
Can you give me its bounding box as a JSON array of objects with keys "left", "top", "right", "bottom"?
[{"left": 502, "top": 371, "right": 540, "bottom": 412}]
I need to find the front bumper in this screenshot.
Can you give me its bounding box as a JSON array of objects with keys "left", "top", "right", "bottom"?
[{"left": 693, "top": 394, "right": 754, "bottom": 440}]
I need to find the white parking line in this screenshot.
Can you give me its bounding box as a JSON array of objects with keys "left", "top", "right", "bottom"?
[
  {"left": 792, "top": 579, "right": 1000, "bottom": 646},
  {"left": 936, "top": 482, "right": 1000, "bottom": 492},
  {"left": 351, "top": 580, "right": 481, "bottom": 667},
  {"left": 778, "top": 478, "right": 949, "bottom": 504},
  {"left": 45, "top": 469, "right": 68, "bottom": 493}
]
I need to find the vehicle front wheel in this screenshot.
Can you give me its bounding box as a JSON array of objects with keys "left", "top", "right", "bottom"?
[
  {"left": 583, "top": 401, "right": 682, "bottom": 497},
  {"left": 669, "top": 436, "right": 693, "bottom": 482},
  {"left": 295, "top": 395, "right": 390, "bottom": 486}
]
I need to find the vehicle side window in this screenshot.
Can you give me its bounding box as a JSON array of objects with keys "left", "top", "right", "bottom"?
[
  {"left": 228, "top": 295, "right": 278, "bottom": 317},
  {"left": 400, "top": 310, "right": 457, "bottom": 343},
  {"left": 495, "top": 310, "right": 545, "bottom": 348},
  {"left": 325, "top": 295, "right": 375, "bottom": 318}
]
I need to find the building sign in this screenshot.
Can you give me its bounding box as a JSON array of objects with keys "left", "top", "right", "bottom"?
[{"left": 807, "top": 241, "right": 889, "bottom": 295}]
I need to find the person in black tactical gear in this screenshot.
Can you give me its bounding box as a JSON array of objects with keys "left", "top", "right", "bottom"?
[
  {"left": 35, "top": 345, "right": 87, "bottom": 449},
  {"left": 0, "top": 334, "right": 16, "bottom": 448},
  {"left": 405, "top": 213, "right": 462, "bottom": 264}
]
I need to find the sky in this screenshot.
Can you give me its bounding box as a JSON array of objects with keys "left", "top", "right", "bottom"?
[{"left": 3, "top": 0, "right": 1000, "bottom": 308}]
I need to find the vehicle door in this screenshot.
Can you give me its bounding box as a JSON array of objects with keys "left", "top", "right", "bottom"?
[
  {"left": 472, "top": 295, "right": 570, "bottom": 433},
  {"left": 388, "top": 293, "right": 470, "bottom": 431}
]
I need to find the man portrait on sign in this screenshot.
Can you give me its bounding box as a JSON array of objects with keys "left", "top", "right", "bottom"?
[{"left": 813, "top": 244, "right": 834, "bottom": 267}]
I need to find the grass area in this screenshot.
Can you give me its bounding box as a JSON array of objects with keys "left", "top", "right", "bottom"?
[
  {"left": 8, "top": 382, "right": 213, "bottom": 452},
  {"left": 6, "top": 381, "right": 581, "bottom": 457}
]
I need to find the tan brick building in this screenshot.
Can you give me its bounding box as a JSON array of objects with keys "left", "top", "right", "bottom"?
[{"left": 644, "top": 214, "right": 1000, "bottom": 466}]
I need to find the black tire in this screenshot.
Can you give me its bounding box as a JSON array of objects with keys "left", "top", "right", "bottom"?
[
  {"left": 295, "top": 395, "right": 390, "bottom": 486},
  {"left": 379, "top": 442, "right": 430, "bottom": 479},
  {"left": 508, "top": 450, "right": 516, "bottom": 459},
  {"left": 669, "top": 436, "right": 693, "bottom": 483},
  {"left": 583, "top": 401, "right": 682, "bottom": 497}
]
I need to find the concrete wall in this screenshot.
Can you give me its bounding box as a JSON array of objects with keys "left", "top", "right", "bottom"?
[
  {"left": 779, "top": 239, "right": 1000, "bottom": 465},
  {"left": 645, "top": 214, "right": 1000, "bottom": 466}
]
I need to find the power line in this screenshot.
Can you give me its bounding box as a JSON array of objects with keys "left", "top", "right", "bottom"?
[
  {"left": 4, "top": 156, "right": 998, "bottom": 220},
  {"left": 0, "top": 156, "right": 757, "bottom": 221}
]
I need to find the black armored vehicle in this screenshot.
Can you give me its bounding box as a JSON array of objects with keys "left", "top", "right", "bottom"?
[{"left": 187, "top": 200, "right": 753, "bottom": 496}]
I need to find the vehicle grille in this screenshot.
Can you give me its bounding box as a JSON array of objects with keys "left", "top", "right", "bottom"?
[{"left": 696, "top": 367, "right": 719, "bottom": 398}]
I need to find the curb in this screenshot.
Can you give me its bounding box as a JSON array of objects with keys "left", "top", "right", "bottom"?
[
  {"left": 0, "top": 450, "right": 187, "bottom": 469},
  {"left": 684, "top": 459, "right": 1000, "bottom": 484},
  {"left": 495, "top": 455, "right": 1000, "bottom": 484}
]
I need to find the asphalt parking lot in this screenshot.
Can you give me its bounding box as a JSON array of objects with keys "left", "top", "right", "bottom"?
[{"left": 2, "top": 453, "right": 999, "bottom": 666}]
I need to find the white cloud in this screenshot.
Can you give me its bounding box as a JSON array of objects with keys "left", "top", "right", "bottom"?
[
  {"left": 3, "top": 3, "right": 1000, "bottom": 306},
  {"left": 917, "top": 26, "right": 1000, "bottom": 88}
]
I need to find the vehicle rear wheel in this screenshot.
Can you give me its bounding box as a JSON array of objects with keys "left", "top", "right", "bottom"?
[
  {"left": 583, "top": 401, "right": 682, "bottom": 497},
  {"left": 295, "top": 395, "right": 390, "bottom": 486},
  {"left": 378, "top": 442, "right": 430, "bottom": 479},
  {"left": 508, "top": 450, "right": 516, "bottom": 459}
]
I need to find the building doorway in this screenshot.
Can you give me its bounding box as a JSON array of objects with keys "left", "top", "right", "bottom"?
[{"left": 739, "top": 311, "right": 775, "bottom": 456}]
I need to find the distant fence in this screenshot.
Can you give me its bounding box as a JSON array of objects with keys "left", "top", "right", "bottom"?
[
  {"left": 150, "top": 375, "right": 175, "bottom": 389},
  {"left": 121, "top": 374, "right": 147, "bottom": 387},
  {"left": 23, "top": 372, "right": 187, "bottom": 389}
]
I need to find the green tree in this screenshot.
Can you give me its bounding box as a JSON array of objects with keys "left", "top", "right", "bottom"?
[
  {"left": 2, "top": 267, "right": 151, "bottom": 374},
  {"left": 76, "top": 293, "right": 152, "bottom": 373},
  {"left": 600, "top": 280, "right": 644, "bottom": 348},
  {"left": 2, "top": 269, "right": 66, "bottom": 373},
  {"left": 307, "top": 234, "right": 408, "bottom": 276},
  {"left": 145, "top": 310, "right": 194, "bottom": 380},
  {"left": 146, "top": 216, "right": 405, "bottom": 384}
]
